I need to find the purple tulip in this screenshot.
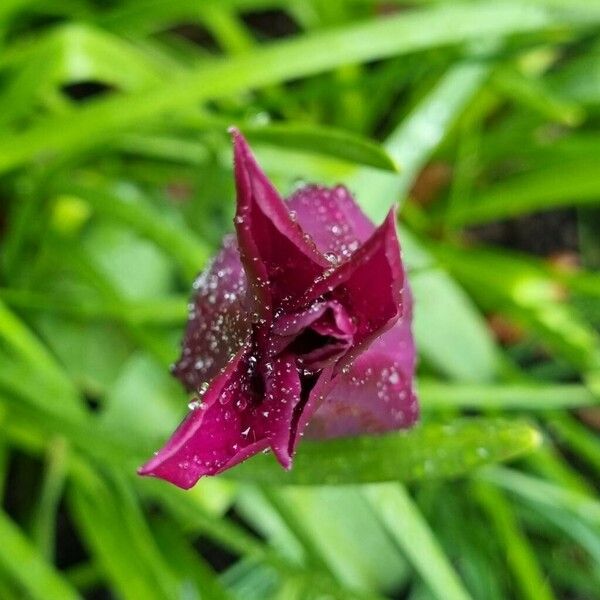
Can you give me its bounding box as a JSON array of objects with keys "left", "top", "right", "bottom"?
[{"left": 139, "top": 130, "right": 418, "bottom": 489}]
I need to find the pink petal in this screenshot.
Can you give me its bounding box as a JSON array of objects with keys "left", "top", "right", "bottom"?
[
  {"left": 172, "top": 235, "right": 251, "bottom": 392},
  {"left": 286, "top": 184, "right": 374, "bottom": 259},
  {"left": 306, "top": 288, "right": 418, "bottom": 439},
  {"left": 231, "top": 129, "right": 327, "bottom": 315}
]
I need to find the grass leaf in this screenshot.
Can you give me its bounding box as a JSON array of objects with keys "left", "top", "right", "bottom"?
[{"left": 226, "top": 418, "right": 541, "bottom": 485}]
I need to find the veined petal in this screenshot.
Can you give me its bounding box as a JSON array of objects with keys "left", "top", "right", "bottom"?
[
  {"left": 231, "top": 129, "right": 327, "bottom": 315},
  {"left": 306, "top": 288, "right": 418, "bottom": 439},
  {"left": 172, "top": 235, "right": 251, "bottom": 392},
  {"left": 287, "top": 184, "right": 374, "bottom": 259}
]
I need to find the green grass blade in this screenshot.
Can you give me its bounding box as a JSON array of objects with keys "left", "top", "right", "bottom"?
[
  {"left": 478, "top": 466, "right": 600, "bottom": 528},
  {"left": 351, "top": 56, "right": 492, "bottom": 221},
  {"left": 0, "top": 301, "right": 82, "bottom": 412},
  {"left": 0, "top": 1, "right": 597, "bottom": 173},
  {"left": 420, "top": 381, "right": 598, "bottom": 410},
  {"left": 474, "top": 483, "right": 556, "bottom": 600},
  {"left": 226, "top": 418, "right": 541, "bottom": 485},
  {"left": 31, "top": 437, "right": 69, "bottom": 561},
  {"left": 54, "top": 183, "right": 210, "bottom": 279},
  {"left": 241, "top": 122, "right": 398, "bottom": 171},
  {"left": 0, "top": 510, "right": 81, "bottom": 600},
  {"left": 447, "top": 159, "right": 600, "bottom": 227},
  {"left": 364, "top": 484, "right": 472, "bottom": 600}
]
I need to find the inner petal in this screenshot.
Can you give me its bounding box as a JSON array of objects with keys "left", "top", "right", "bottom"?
[{"left": 272, "top": 300, "right": 356, "bottom": 369}]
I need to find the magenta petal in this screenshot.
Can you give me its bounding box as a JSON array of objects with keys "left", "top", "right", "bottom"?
[
  {"left": 287, "top": 184, "right": 375, "bottom": 258},
  {"left": 300, "top": 211, "right": 404, "bottom": 364},
  {"left": 272, "top": 300, "right": 354, "bottom": 339},
  {"left": 270, "top": 300, "right": 355, "bottom": 368},
  {"left": 172, "top": 235, "right": 251, "bottom": 391},
  {"left": 261, "top": 353, "right": 302, "bottom": 468},
  {"left": 139, "top": 348, "right": 268, "bottom": 489},
  {"left": 306, "top": 289, "right": 418, "bottom": 439},
  {"left": 231, "top": 129, "right": 327, "bottom": 312}
]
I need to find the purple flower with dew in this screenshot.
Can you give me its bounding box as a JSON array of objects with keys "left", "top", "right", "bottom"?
[{"left": 139, "top": 129, "right": 418, "bottom": 489}]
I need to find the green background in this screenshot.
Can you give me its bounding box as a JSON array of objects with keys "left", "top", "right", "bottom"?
[{"left": 1, "top": 1, "right": 600, "bottom": 599}]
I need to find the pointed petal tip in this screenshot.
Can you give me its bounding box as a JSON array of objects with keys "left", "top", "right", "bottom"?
[
  {"left": 137, "top": 459, "right": 199, "bottom": 490},
  {"left": 383, "top": 207, "right": 398, "bottom": 228},
  {"left": 228, "top": 126, "right": 247, "bottom": 142},
  {"left": 229, "top": 126, "right": 249, "bottom": 152},
  {"left": 136, "top": 457, "right": 168, "bottom": 481},
  {"left": 276, "top": 451, "right": 293, "bottom": 471},
  {"left": 137, "top": 456, "right": 157, "bottom": 477}
]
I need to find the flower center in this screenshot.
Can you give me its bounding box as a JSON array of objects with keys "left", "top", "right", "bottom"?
[{"left": 271, "top": 300, "right": 356, "bottom": 370}]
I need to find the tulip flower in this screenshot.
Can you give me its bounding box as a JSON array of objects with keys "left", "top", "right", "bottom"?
[{"left": 139, "top": 130, "right": 418, "bottom": 489}]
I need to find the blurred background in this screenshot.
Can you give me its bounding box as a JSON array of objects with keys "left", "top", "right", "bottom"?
[{"left": 1, "top": 1, "right": 600, "bottom": 599}]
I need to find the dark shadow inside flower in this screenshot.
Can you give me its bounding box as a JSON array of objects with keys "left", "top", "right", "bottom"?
[
  {"left": 271, "top": 299, "right": 356, "bottom": 371},
  {"left": 289, "top": 329, "right": 347, "bottom": 367}
]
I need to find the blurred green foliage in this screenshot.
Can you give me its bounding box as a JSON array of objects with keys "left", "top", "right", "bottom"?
[{"left": 0, "top": 1, "right": 600, "bottom": 598}]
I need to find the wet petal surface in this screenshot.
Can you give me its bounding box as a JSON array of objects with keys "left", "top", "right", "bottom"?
[
  {"left": 307, "top": 289, "right": 418, "bottom": 439},
  {"left": 299, "top": 212, "right": 404, "bottom": 368},
  {"left": 232, "top": 130, "right": 327, "bottom": 316},
  {"left": 287, "top": 184, "right": 374, "bottom": 259},
  {"left": 172, "top": 235, "right": 250, "bottom": 391},
  {"left": 139, "top": 347, "right": 265, "bottom": 489}
]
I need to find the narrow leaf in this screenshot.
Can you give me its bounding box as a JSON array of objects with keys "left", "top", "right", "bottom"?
[
  {"left": 241, "top": 123, "right": 398, "bottom": 172},
  {"left": 364, "top": 484, "right": 472, "bottom": 600},
  {"left": 0, "top": 510, "right": 80, "bottom": 600},
  {"left": 0, "top": 2, "right": 596, "bottom": 173},
  {"left": 226, "top": 418, "right": 541, "bottom": 485}
]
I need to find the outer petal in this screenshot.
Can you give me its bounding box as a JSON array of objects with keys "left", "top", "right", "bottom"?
[
  {"left": 172, "top": 235, "right": 250, "bottom": 392},
  {"left": 140, "top": 349, "right": 306, "bottom": 488},
  {"left": 298, "top": 211, "right": 404, "bottom": 368},
  {"left": 286, "top": 184, "right": 374, "bottom": 258},
  {"left": 139, "top": 347, "right": 268, "bottom": 489},
  {"left": 231, "top": 129, "right": 327, "bottom": 316},
  {"left": 306, "top": 288, "right": 418, "bottom": 439}
]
